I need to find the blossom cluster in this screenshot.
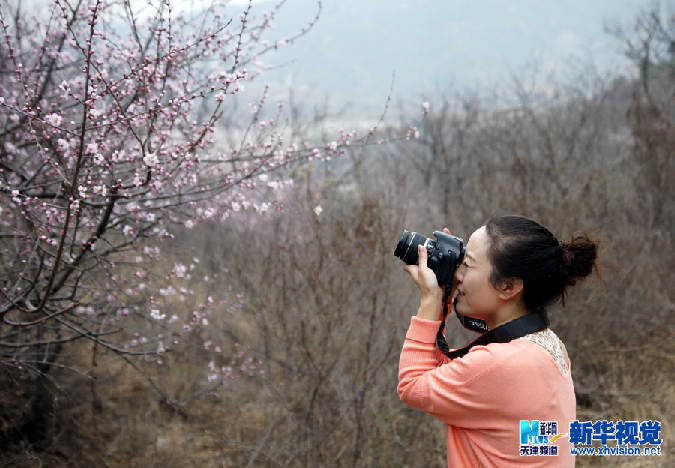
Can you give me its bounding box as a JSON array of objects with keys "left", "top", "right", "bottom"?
[{"left": 0, "top": 0, "right": 408, "bottom": 389}]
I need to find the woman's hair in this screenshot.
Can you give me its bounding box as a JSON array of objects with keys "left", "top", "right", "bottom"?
[{"left": 484, "top": 215, "right": 598, "bottom": 311}]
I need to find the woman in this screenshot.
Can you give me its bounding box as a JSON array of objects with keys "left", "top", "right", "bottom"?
[{"left": 398, "top": 215, "right": 598, "bottom": 467}]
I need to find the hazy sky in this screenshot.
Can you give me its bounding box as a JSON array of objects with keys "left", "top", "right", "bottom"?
[{"left": 213, "top": 0, "right": 671, "bottom": 115}]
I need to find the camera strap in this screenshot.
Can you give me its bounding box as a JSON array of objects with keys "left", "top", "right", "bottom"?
[
  {"left": 435, "top": 291, "right": 550, "bottom": 359},
  {"left": 455, "top": 307, "right": 490, "bottom": 333}
]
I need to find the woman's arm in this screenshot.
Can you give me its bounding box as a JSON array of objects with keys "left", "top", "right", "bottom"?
[{"left": 397, "top": 317, "right": 515, "bottom": 427}]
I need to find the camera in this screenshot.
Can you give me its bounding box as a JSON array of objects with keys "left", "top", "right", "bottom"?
[{"left": 393, "top": 230, "right": 465, "bottom": 286}]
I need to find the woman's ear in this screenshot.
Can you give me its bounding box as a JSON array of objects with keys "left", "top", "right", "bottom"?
[{"left": 496, "top": 277, "right": 523, "bottom": 301}]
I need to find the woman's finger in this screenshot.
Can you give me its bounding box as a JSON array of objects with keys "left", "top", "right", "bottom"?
[
  {"left": 443, "top": 227, "right": 452, "bottom": 235},
  {"left": 403, "top": 265, "right": 420, "bottom": 285},
  {"left": 417, "top": 244, "right": 427, "bottom": 269}
]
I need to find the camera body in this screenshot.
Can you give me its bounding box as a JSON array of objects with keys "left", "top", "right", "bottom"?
[{"left": 394, "top": 230, "right": 465, "bottom": 286}]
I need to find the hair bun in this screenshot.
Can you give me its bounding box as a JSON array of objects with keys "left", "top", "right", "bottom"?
[{"left": 560, "top": 232, "right": 598, "bottom": 286}]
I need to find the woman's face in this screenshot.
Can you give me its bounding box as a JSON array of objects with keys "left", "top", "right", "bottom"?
[{"left": 454, "top": 226, "right": 502, "bottom": 321}]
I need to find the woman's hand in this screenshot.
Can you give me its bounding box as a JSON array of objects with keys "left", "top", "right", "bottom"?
[{"left": 403, "top": 227, "right": 454, "bottom": 320}]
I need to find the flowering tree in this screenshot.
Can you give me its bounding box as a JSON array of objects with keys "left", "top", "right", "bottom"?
[{"left": 0, "top": 0, "right": 404, "bottom": 408}]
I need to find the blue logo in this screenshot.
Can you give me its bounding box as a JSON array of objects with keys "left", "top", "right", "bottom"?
[{"left": 519, "top": 420, "right": 566, "bottom": 456}]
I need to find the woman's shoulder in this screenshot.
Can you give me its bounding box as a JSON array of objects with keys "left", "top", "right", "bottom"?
[
  {"left": 455, "top": 339, "right": 532, "bottom": 382},
  {"left": 464, "top": 334, "right": 567, "bottom": 375},
  {"left": 519, "top": 328, "right": 570, "bottom": 374},
  {"left": 467, "top": 336, "right": 534, "bottom": 359},
  {"left": 449, "top": 330, "right": 570, "bottom": 384}
]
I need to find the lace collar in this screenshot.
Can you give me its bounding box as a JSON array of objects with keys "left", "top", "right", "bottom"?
[{"left": 521, "top": 328, "right": 569, "bottom": 374}]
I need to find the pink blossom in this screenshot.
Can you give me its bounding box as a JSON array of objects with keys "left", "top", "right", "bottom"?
[
  {"left": 173, "top": 263, "right": 187, "bottom": 278},
  {"left": 57, "top": 139, "right": 69, "bottom": 152},
  {"left": 255, "top": 202, "right": 271, "bottom": 213},
  {"left": 45, "top": 113, "right": 62, "bottom": 126},
  {"left": 143, "top": 152, "right": 159, "bottom": 166},
  {"left": 150, "top": 309, "right": 166, "bottom": 320},
  {"left": 111, "top": 150, "right": 124, "bottom": 162}
]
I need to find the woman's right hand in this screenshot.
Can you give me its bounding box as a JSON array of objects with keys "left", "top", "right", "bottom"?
[
  {"left": 403, "top": 227, "right": 458, "bottom": 320},
  {"left": 403, "top": 244, "right": 443, "bottom": 302}
]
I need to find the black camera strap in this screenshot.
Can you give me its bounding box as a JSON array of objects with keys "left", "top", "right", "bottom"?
[
  {"left": 435, "top": 291, "right": 549, "bottom": 359},
  {"left": 455, "top": 307, "right": 489, "bottom": 333}
]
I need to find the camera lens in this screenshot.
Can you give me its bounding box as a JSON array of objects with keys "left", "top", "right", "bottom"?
[
  {"left": 394, "top": 230, "right": 428, "bottom": 265},
  {"left": 394, "top": 230, "right": 411, "bottom": 258}
]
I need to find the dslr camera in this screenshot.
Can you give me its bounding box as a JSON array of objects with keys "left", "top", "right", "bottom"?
[{"left": 394, "top": 230, "right": 465, "bottom": 286}]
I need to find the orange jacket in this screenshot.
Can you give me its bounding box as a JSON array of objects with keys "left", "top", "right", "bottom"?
[{"left": 398, "top": 316, "right": 575, "bottom": 467}]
